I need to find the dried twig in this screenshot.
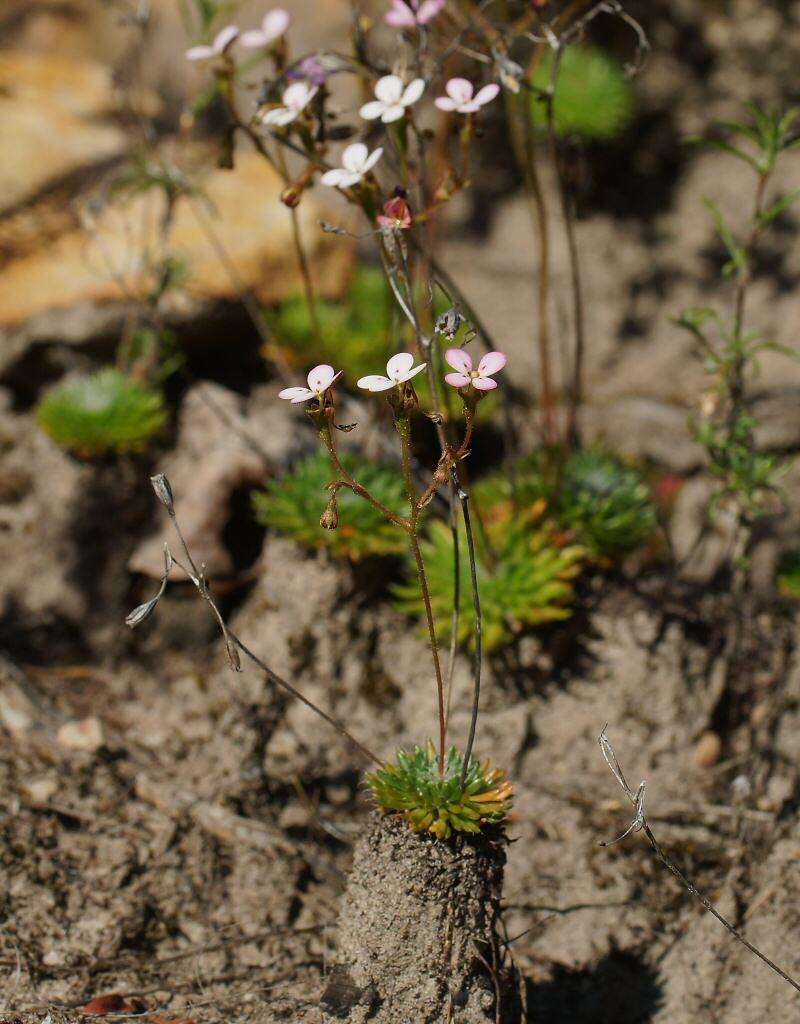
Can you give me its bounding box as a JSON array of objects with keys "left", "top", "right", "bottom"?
[
  {"left": 598, "top": 727, "right": 800, "bottom": 996},
  {"left": 127, "top": 475, "right": 383, "bottom": 768}
]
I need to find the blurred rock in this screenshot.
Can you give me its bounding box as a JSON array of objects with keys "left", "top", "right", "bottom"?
[
  {"left": 0, "top": 149, "right": 353, "bottom": 369},
  {"left": 56, "top": 715, "right": 104, "bottom": 751},
  {"left": 692, "top": 730, "right": 722, "bottom": 768},
  {"left": 0, "top": 51, "right": 126, "bottom": 214},
  {"left": 128, "top": 382, "right": 302, "bottom": 580}
]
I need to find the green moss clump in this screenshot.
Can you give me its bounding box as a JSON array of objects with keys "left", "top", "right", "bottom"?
[
  {"left": 393, "top": 473, "right": 584, "bottom": 652},
  {"left": 36, "top": 369, "right": 167, "bottom": 456},
  {"left": 531, "top": 45, "right": 634, "bottom": 141},
  {"left": 252, "top": 450, "right": 407, "bottom": 561},
  {"left": 559, "top": 448, "right": 657, "bottom": 556},
  {"left": 366, "top": 742, "right": 513, "bottom": 839}
]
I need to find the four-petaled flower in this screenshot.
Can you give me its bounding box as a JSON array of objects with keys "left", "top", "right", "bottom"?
[
  {"left": 444, "top": 349, "right": 507, "bottom": 391},
  {"left": 320, "top": 143, "right": 383, "bottom": 188},
  {"left": 358, "top": 353, "right": 427, "bottom": 393},
  {"left": 377, "top": 196, "right": 412, "bottom": 231},
  {"left": 240, "top": 8, "right": 291, "bottom": 48},
  {"left": 385, "top": 0, "right": 446, "bottom": 27},
  {"left": 435, "top": 78, "right": 500, "bottom": 114},
  {"left": 360, "top": 75, "right": 425, "bottom": 123},
  {"left": 185, "top": 25, "right": 239, "bottom": 61},
  {"left": 278, "top": 364, "right": 342, "bottom": 404},
  {"left": 262, "top": 81, "right": 318, "bottom": 127}
]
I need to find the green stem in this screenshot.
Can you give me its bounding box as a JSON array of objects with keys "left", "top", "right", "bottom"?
[{"left": 409, "top": 531, "right": 447, "bottom": 777}]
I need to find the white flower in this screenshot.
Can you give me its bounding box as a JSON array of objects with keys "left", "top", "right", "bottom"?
[
  {"left": 320, "top": 143, "right": 383, "bottom": 188},
  {"left": 262, "top": 81, "right": 318, "bottom": 126},
  {"left": 360, "top": 75, "right": 425, "bottom": 123},
  {"left": 434, "top": 78, "right": 500, "bottom": 114},
  {"left": 357, "top": 353, "right": 427, "bottom": 392},
  {"left": 240, "top": 8, "right": 291, "bottom": 48},
  {"left": 278, "top": 364, "right": 343, "bottom": 404},
  {"left": 185, "top": 24, "right": 239, "bottom": 61}
]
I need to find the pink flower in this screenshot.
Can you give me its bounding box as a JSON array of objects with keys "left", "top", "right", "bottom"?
[
  {"left": 320, "top": 143, "right": 383, "bottom": 188},
  {"left": 435, "top": 78, "right": 500, "bottom": 114},
  {"left": 360, "top": 75, "right": 425, "bottom": 123},
  {"left": 385, "top": 0, "right": 446, "bottom": 27},
  {"left": 278, "top": 364, "right": 342, "bottom": 404},
  {"left": 261, "top": 81, "right": 317, "bottom": 126},
  {"left": 358, "top": 353, "right": 426, "bottom": 392},
  {"left": 185, "top": 24, "right": 239, "bottom": 61},
  {"left": 377, "top": 196, "right": 412, "bottom": 230},
  {"left": 444, "top": 349, "right": 507, "bottom": 391},
  {"left": 240, "top": 8, "right": 291, "bottom": 48}
]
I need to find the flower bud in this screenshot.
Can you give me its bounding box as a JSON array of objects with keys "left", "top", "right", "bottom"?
[{"left": 320, "top": 495, "right": 339, "bottom": 531}]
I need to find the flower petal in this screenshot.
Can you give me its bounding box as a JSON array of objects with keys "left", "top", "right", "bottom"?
[
  {"left": 445, "top": 372, "right": 471, "bottom": 389},
  {"left": 341, "top": 142, "right": 368, "bottom": 172},
  {"left": 417, "top": 0, "right": 446, "bottom": 23},
  {"left": 474, "top": 83, "right": 501, "bottom": 107},
  {"left": 383, "top": 5, "right": 415, "bottom": 27},
  {"left": 214, "top": 25, "right": 240, "bottom": 52},
  {"left": 359, "top": 100, "right": 386, "bottom": 120},
  {"left": 262, "top": 107, "right": 296, "bottom": 126},
  {"left": 473, "top": 376, "right": 498, "bottom": 391},
  {"left": 401, "top": 78, "right": 425, "bottom": 107},
  {"left": 239, "top": 29, "right": 267, "bottom": 48},
  {"left": 381, "top": 105, "right": 406, "bottom": 123},
  {"left": 320, "top": 168, "right": 345, "bottom": 186},
  {"left": 284, "top": 81, "right": 315, "bottom": 109},
  {"left": 375, "top": 75, "right": 404, "bottom": 105},
  {"left": 387, "top": 352, "right": 415, "bottom": 379},
  {"left": 262, "top": 8, "right": 291, "bottom": 39},
  {"left": 434, "top": 97, "right": 458, "bottom": 112},
  {"left": 307, "top": 364, "right": 336, "bottom": 392},
  {"left": 445, "top": 347, "right": 473, "bottom": 373},
  {"left": 357, "top": 375, "right": 395, "bottom": 392},
  {"left": 400, "top": 362, "right": 427, "bottom": 383},
  {"left": 185, "top": 44, "right": 215, "bottom": 60},
  {"left": 477, "top": 351, "right": 507, "bottom": 376},
  {"left": 446, "top": 77, "right": 474, "bottom": 104},
  {"left": 385, "top": 0, "right": 417, "bottom": 27},
  {"left": 278, "top": 386, "right": 314, "bottom": 402},
  {"left": 361, "top": 146, "right": 384, "bottom": 173}
]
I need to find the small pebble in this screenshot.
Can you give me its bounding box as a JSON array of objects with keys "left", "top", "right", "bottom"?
[
  {"left": 57, "top": 716, "right": 104, "bottom": 752},
  {"left": 692, "top": 730, "right": 722, "bottom": 768},
  {"left": 22, "top": 777, "right": 58, "bottom": 804}
]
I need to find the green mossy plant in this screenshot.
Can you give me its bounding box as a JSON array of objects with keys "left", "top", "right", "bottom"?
[
  {"left": 36, "top": 369, "right": 167, "bottom": 456},
  {"left": 252, "top": 450, "right": 407, "bottom": 561},
  {"left": 531, "top": 45, "right": 635, "bottom": 141},
  {"left": 559, "top": 448, "right": 657, "bottom": 556},
  {"left": 393, "top": 474, "right": 584, "bottom": 652},
  {"left": 366, "top": 741, "right": 513, "bottom": 839}
]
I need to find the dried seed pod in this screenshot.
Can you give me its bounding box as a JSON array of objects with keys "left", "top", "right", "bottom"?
[{"left": 150, "top": 473, "right": 174, "bottom": 514}]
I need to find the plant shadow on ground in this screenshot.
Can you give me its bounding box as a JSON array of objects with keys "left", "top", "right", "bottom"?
[{"left": 524, "top": 951, "right": 663, "bottom": 1023}]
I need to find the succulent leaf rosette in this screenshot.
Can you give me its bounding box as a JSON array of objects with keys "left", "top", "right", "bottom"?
[
  {"left": 36, "top": 369, "right": 167, "bottom": 457},
  {"left": 366, "top": 742, "right": 513, "bottom": 839}
]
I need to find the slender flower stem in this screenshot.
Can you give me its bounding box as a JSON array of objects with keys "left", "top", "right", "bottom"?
[
  {"left": 409, "top": 531, "right": 447, "bottom": 776},
  {"left": 319, "top": 420, "right": 410, "bottom": 530},
  {"left": 454, "top": 472, "right": 482, "bottom": 788}
]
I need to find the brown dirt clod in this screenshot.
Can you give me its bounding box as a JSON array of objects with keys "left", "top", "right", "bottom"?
[{"left": 322, "top": 813, "right": 517, "bottom": 1024}]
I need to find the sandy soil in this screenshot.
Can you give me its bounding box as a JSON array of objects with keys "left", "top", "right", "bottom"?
[{"left": 2, "top": 1, "right": 800, "bottom": 1022}]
